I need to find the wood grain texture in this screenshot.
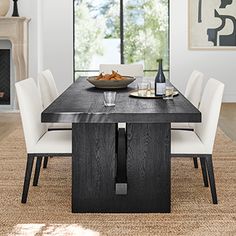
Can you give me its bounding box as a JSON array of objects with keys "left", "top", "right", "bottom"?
[
  {"left": 42, "top": 77, "right": 201, "bottom": 124},
  {"left": 72, "top": 123, "right": 171, "bottom": 213},
  {"left": 72, "top": 123, "right": 116, "bottom": 212},
  {"left": 126, "top": 123, "right": 171, "bottom": 213}
]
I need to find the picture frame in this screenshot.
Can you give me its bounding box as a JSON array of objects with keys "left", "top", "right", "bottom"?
[{"left": 188, "top": 0, "right": 236, "bottom": 50}]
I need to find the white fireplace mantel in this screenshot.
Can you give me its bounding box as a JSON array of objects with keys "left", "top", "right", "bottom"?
[{"left": 0, "top": 17, "right": 30, "bottom": 82}]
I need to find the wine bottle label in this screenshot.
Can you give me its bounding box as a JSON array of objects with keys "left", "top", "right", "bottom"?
[{"left": 156, "top": 83, "right": 166, "bottom": 95}]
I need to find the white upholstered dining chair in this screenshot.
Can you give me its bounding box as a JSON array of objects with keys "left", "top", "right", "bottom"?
[
  {"left": 15, "top": 78, "right": 72, "bottom": 203},
  {"left": 171, "top": 78, "right": 224, "bottom": 204},
  {"left": 38, "top": 69, "right": 72, "bottom": 131},
  {"left": 171, "top": 70, "right": 204, "bottom": 168},
  {"left": 185, "top": 70, "right": 204, "bottom": 108},
  {"left": 38, "top": 69, "right": 59, "bottom": 108},
  {"left": 172, "top": 70, "right": 204, "bottom": 130},
  {"left": 99, "top": 64, "right": 144, "bottom": 77}
]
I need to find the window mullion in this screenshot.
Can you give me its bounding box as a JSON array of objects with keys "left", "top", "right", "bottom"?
[{"left": 120, "top": 0, "right": 124, "bottom": 64}]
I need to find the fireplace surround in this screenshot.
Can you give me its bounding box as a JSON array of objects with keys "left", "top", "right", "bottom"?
[{"left": 0, "top": 17, "right": 30, "bottom": 110}]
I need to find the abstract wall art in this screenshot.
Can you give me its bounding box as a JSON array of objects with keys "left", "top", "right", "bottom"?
[{"left": 189, "top": 0, "right": 236, "bottom": 49}]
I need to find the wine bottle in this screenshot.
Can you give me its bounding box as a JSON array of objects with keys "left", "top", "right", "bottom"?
[{"left": 155, "top": 59, "right": 166, "bottom": 96}]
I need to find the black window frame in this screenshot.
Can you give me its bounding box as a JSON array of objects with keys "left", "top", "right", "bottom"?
[{"left": 73, "top": 0, "right": 170, "bottom": 81}]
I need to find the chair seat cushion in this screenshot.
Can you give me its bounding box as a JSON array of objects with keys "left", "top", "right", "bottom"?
[
  {"left": 48, "top": 123, "right": 72, "bottom": 130},
  {"left": 171, "top": 130, "right": 208, "bottom": 155},
  {"left": 29, "top": 130, "right": 72, "bottom": 154},
  {"left": 171, "top": 123, "right": 193, "bottom": 130}
]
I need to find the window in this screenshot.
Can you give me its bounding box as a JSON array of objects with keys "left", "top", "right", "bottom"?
[{"left": 74, "top": 0, "right": 169, "bottom": 79}]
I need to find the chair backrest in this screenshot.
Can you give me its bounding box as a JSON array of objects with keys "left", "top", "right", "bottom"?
[
  {"left": 99, "top": 64, "right": 144, "bottom": 77},
  {"left": 185, "top": 70, "right": 204, "bottom": 108},
  {"left": 15, "top": 78, "right": 48, "bottom": 153},
  {"left": 38, "top": 69, "right": 59, "bottom": 108},
  {"left": 194, "top": 78, "right": 224, "bottom": 154}
]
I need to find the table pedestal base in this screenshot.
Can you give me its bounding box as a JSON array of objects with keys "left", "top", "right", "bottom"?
[{"left": 72, "top": 123, "right": 171, "bottom": 213}]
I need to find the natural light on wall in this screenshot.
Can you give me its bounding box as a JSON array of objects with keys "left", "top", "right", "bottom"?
[
  {"left": 74, "top": 0, "right": 169, "bottom": 79},
  {"left": 9, "top": 224, "right": 100, "bottom": 236}
]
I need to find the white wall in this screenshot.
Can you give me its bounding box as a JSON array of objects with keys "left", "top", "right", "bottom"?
[
  {"left": 40, "top": 0, "right": 73, "bottom": 92},
  {"left": 6, "top": 0, "right": 236, "bottom": 101},
  {"left": 170, "top": 0, "right": 236, "bottom": 102},
  {"left": 6, "top": 0, "right": 73, "bottom": 93}
]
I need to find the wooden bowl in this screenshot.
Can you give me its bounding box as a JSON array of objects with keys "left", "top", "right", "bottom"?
[{"left": 87, "top": 76, "right": 136, "bottom": 89}]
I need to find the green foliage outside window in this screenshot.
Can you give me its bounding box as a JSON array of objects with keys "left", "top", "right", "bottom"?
[
  {"left": 74, "top": 1, "right": 105, "bottom": 69},
  {"left": 74, "top": 0, "right": 169, "bottom": 74}
]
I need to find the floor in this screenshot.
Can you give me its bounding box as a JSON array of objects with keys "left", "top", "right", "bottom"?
[
  {"left": 0, "top": 111, "right": 236, "bottom": 235},
  {"left": 219, "top": 103, "right": 236, "bottom": 141},
  {"left": 0, "top": 112, "right": 20, "bottom": 141},
  {"left": 0, "top": 103, "right": 236, "bottom": 142}
]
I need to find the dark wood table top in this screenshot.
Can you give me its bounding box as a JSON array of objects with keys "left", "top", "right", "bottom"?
[{"left": 42, "top": 77, "right": 201, "bottom": 123}]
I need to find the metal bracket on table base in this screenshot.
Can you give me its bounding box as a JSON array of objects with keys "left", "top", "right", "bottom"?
[
  {"left": 115, "top": 127, "right": 128, "bottom": 195},
  {"left": 116, "top": 183, "right": 127, "bottom": 195}
]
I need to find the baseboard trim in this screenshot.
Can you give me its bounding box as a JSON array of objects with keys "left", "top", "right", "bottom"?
[
  {"left": 0, "top": 109, "right": 20, "bottom": 113},
  {"left": 223, "top": 94, "right": 236, "bottom": 103}
]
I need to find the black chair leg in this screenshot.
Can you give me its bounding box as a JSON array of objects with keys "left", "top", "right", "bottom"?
[
  {"left": 205, "top": 155, "right": 218, "bottom": 204},
  {"left": 193, "top": 157, "right": 198, "bottom": 168},
  {"left": 43, "top": 156, "right": 48, "bottom": 169},
  {"left": 21, "top": 155, "right": 35, "bottom": 203},
  {"left": 33, "top": 157, "right": 43, "bottom": 186},
  {"left": 200, "top": 157, "right": 208, "bottom": 187}
]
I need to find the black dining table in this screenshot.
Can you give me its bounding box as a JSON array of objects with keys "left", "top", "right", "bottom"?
[{"left": 41, "top": 77, "right": 201, "bottom": 213}]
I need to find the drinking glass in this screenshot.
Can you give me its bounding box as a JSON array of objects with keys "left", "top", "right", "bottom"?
[
  {"left": 163, "top": 86, "right": 174, "bottom": 100},
  {"left": 149, "top": 81, "right": 155, "bottom": 95},
  {"left": 137, "top": 82, "right": 149, "bottom": 96},
  {"left": 104, "top": 91, "right": 116, "bottom": 106}
]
